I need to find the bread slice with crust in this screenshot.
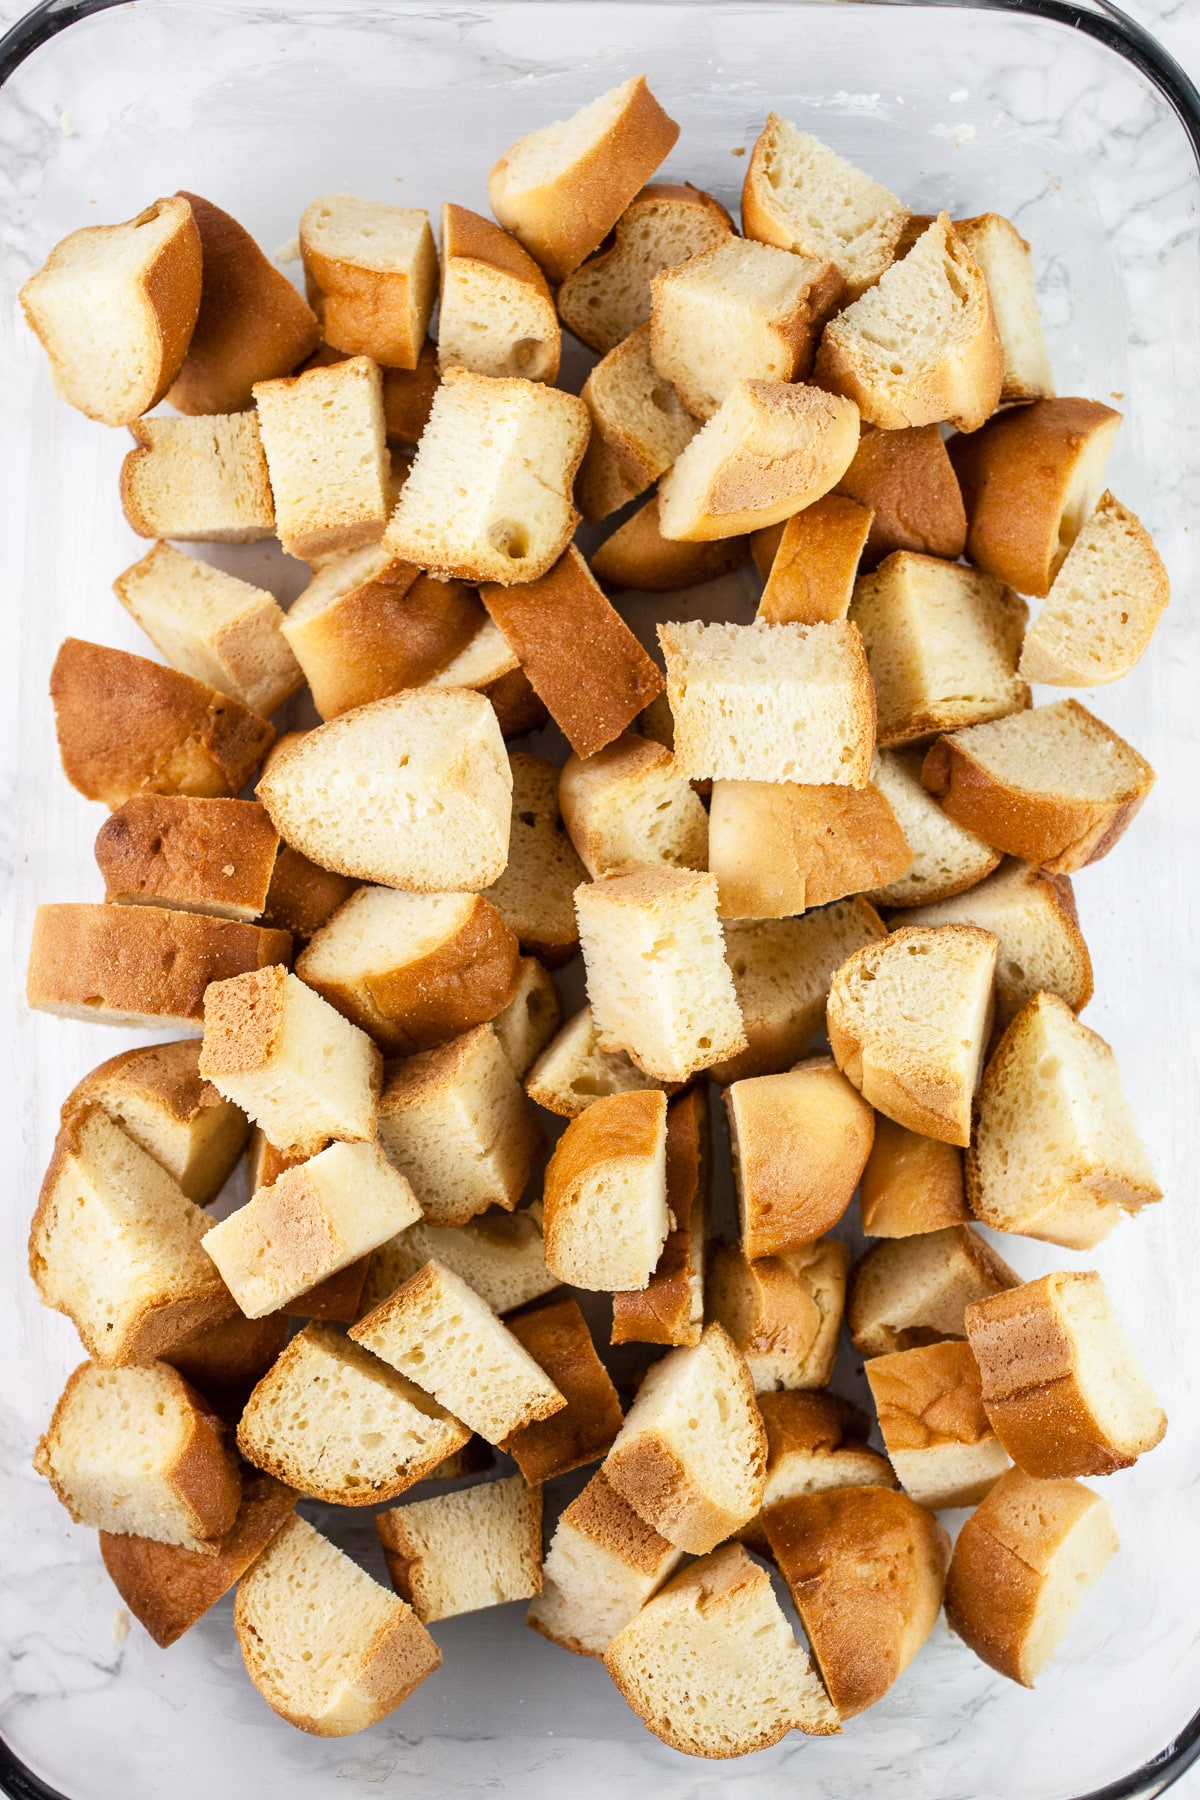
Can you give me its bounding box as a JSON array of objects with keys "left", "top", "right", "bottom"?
[
  {"left": 94, "top": 796, "right": 280, "bottom": 922},
  {"left": 527, "top": 1467, "right": 683, "bottom": 1656},
  {"left": 502, "top": 1296, "right": 624, "bottom": 1482},
  {"left": 954, "top": 213, "right": 1055, "bottom": 404},
  {"left": 492, "top": 957, "right": 562, "bottom": 1079},
  {"left": 253, "top": 355, "right": 391, "bottom": 560},
  {"left": 708, "top": 1238, "right": 850, "bottom": 1393},
  {"left": 756, "top": 493, "right": 873, "bottom": 625},
  {"left": 300, "top": 195, "right": 437, "bottom": 369},
  {"left": 362, "top": 1202, "right": 556, "bottom": 1319},
  {"left": 560, "top": 734, "right": 708, "bottom": 880},
  {"left": 262, "top": 845, "right": 357, "bottom": 945},
  {"left": 376, "top": 1474, "right": 543, "bottom": 1621},
  {"left": 591, "top": 495, "right": 750, "bottom": 592},
  {"left": 727, "top": 1058, "right": 874, "bottom": 1256},
  {"left": 739, "top": 1390, "right": 896, "bottom": 1552},
  {"left": 438, "top": 202, "right": 560, "bottom": 382},
  {"left": 868, "top": 748, "right": 1000, "bottom": 909},
  {"left": 482, "top": 753, "right": 589, "bottom": 967},
  {"left": 542, "top": 1089, "right": 670, "bottom": 1290},
  {"left": 164, "top": 1310, "right": 289, "bottom": 1419},
  {"left": 611, "top": 1085, "right": 708, "bottom": 1350},
  {"left": 865, "top": 1339, "right": 1011, "bottom": 1509},
  {"left": 708, "top": 778, "right": 909, "bottom": 918},
  {"left": 575, "top": 323, "right": 698, "bottom": 521},
  {"left": 1019, "top": 491, "right": 1169, "bottom": 686},
  {"left": 859, "top": 1116, "right": 969, "bottom": 1238},
  {"left": 121, "top": 413, "right": 276, "bottom": 542},
  {"left": 835, "top": 423, "right": 967, "bottom": 571},
  {"left": 848, "top": 1224, "right": 1019, "bottom": 1358}
]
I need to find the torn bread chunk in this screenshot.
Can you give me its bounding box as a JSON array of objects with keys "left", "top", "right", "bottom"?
[
  {"left": 612, "top": 1085, "right": 709, "bottom": 1349},
  {"left": 740, "top": 1390, "right": 897, "bottom": 1553},
  {"left": 708, "top": 1238, "right": 850, "bottom": 1393},
  {"left": 502, "top": 1297, "right": 624, "bottom": 1482},
  {"left": 527, "top": 1466, "right": 683, "bottom": 1656},
  {"left": 560, "top": 734, "right": 707, "bottom": 883},
  {"left": 438, "top": 202, "right": 560, "bottom": 382},
  {"left": 756, "top": 493, "right": 873, "bottom": 626},
  {"left": 954, "top": 212, "right": 1055, "bottom": 403},
  {"left": 848, "top": 1225, "right": 1019, "bottom": 1359},
  {"left": 362, "top": 1202, "right": 557, "bottom": 1318},
  {"left": 708, "top": 779, "right": 909, "bottom": 919},
  {"left": 1018, "top": 491, "right": 1169, "bottom": 687},
  {"left": 376, "top": 1474, "right": 543, "bottom": 1621},
  {"left": 252, "top": 356, "right": 390, "bottom": 560},
  {"left": 542, "top": 1089, "right": 670, "bottom": 1290},
  {"left": 868, "top": 748, "right": 1000, "bottom": 909},
  {"left": 859, "top": 1116, "right": 969, "bottom": 1238},
  {"left": 590, "top": 494, "right": 750, "bottom": 593},
  {"left": 575, "top": 323, "right": 698, "bottom": 523},
  {"left": 835, "top": 423, "right": 967, "bottom": 571},
  {"left": 866, "top": 1339, "right": 1011, "bottom": 1510},
  {"left": 727, "top": 1058, "right": 874, "bottom": 1256},
  {"left": 121, "top": 412, "right": 275, "bottom": 542},
  {"left": 94, "top": 796, "right": 280, "bottom": 922},
  {"left": 300, "top": 195, "right": 438, "bottom": 370},
  {"left": 525, "top": 1005, "right": 672, "bottom": 1118},
  {"left": 492, "top": 957, "right": 561, "bottom": 1079}
]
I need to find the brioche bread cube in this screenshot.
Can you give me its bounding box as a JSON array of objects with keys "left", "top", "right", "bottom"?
[
  {"left": 61, "top": 1039, "right": 248, "bottom": 1204},
  {"left": 590, "top": 494, "right": 750, "bottom": 593},
  {"left": 612, "top": 1085, "right": 708, "bottom": 1349},
  {"left": 865, "top": 1339, "right": 1011, "bottom": 1510},
  {"left": 764, "top": 1486, "right": 949, "bottom": 1719},
  {"left": 375, "top": 1474, "right": 542, "bottom": 1623},
  {"left": 848, "top": 1225, "right": 1019, "bottom": 1358},
  {"left": 165, "top": 1310, "right": 289, "bottom": 1419},
  {"left": 921, "top": 699, "right": 1155, "bottom": 876},
  {"left": 362, "top": 1202, "right": 557, "bottom": 1319},
  {"left": 502, "top": 1297, "right": 624, "bottom": 1482},
  {"left": 576, "top": 866, "right": 746, "bottom": 1083},
  {"left": 740, "top": 1390, "right": 897, "bottom": 1552},
  {"left": 742, "top": 116, "right": 909, "bottom": 299},
  {"left": 492, "top": 957, "right": 561, "bottom": 1079},
  {"left": 50, "top": 638, "right": 274, "bottom": 809},
  {"left": 488, "top": 77, "right": 680, "bottom": 282},
  {"left": 859, "top": 1116, "right": 968, "bottom": 1238},
  {"left": 252, "top": 356, "right": 390, "bottom": 560},
  {"left": 234, "top": 1513, "right": 440, "bottom": 1735},
  {"left": 708, "top": 779, "right": 909, "bottom": 918},
  {"left": 527, "top": 1467, "right": 683, "bottom": 1656},
  {"left": 949, "top": 396, "right": 1122, "bottom": 597},
  {"left": 604, "top": 1542, "right": 838, "bottom": 1755},
  {"left": 967, "top": 991, "right": 1159, "bottom": 1250},
  {"left": 300, "top": 196, "right": 437, "bottom": 369},
  {"left": 954, "top": 213, "right": 1055, "bottom": 403},
  {"left": 121, "top": 413, "right": 275, "bottom": 542},
  {"left": 255, "top": 689, "right": 512, "bottom": 890},
  {"left": 849, "top": 553, "right": 1029, "bottom": 748},
  {"left": 657, "top": 379, "right": 860, "bottom": 540},
  {"left": 708, "top": 1238, "right": 850, "bottom": 1393},
  {"left": 727, "top": 1058, "right": 874, "bottom": 1256},
  {"left": 525, "top": 1005, "right": 672, "bottom": 1118},
  {"left": 559, "top": 734, "right": 708, "bottom": 881},
  {"left": 296, "top": 886, "right": 520, "bottom": 1056},
  {"left": 944, "top": 1468, "right": 1118, "bottom": 1686},
  {"left": 199, "top": 966, "right": 381, "bottom": 1158},
  {"left": 576, "top": 323, "right": 698, "bottom": 522},
  {"left": 94, "top": 796, "right": 280, "bottom": 922},
  {"left": 438, "top": 202, "right": 560, "bottom": 382},
  {"left": 658, "top": 619, "right": 875, "bottom": 784},
  {"left": 756, "top": 493, "right": 873, "bottom": 626},
  {"left": 542, "top": 1089, "right": 670, "bottom": 1290},
  {"left": 21, "top": 196, "right": 202, "bottom": 425},
  {"left": 603, "top": 1322, "right": 766, "bottom": 1553},
  {"left": 1019, "top": 491, "right": 1170, "bottom": 686},
  {"left": 826, "top": 923, "right": 998, "bottom": 1144},
  {"left": 377, "top": 1024, "right": 541, "bottom": 1227},
  {"left": 836, "top": 423, "right": 968, "bottom": 571},
  {"left": 262, "top": 844, "right": 357, "bottom": 945},
  {"left": 868, "top": 748, "right": 1000, "bottom": 908},
  {"left": 35, "top": 1360, "right": 240, "bottom": 1551},
  {"left": 384, "top": 368, "right": 589, "bottom": 584}
]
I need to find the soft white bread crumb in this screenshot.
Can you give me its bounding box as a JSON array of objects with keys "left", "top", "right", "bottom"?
[
  {"left": 868, "top": 748, "right": 1001, "bottom": 909},
  {"left": 708, "top": 778, "right": 909, "bottom": 918},
  {"left": 527, "top": 1467, "right": 683, "bottom": 1656},
  {"left": 575, "top": 323, "right": 698, "bottom": 522},
  {"left": 492, "top": 957, "right": 562, "bottom": 1079},
  {"left": 481, "top": 752, "right": 589, "bottom": 966},
  {"left": 708, "top": 1238, "right": 850, "bottom": 1393},
  {"left": 525, "top": 1005, "right": 671, "bottom": 1118},
  {"left": 252, "top": 356, "right": 390, "bottom": 561},
  {"left": 542, "top": 1089, "right": 669, "bottom": 1290},
  {"left": 438, "top": 201, "right": 560, "bottom": 382},
  {"left": 299, "top": 195, "right": 438, "bottom": 370},
  {"left": 954, "top": 212, "right": 1055, "bottom": 403},
  {"left": 1018, "top": 491, "right": 1170, "bottom": 687},
  {"left": 727, "top": 1057, "right": 874, "bottom": 1256},
  {"left": 865, "top": 1339, "right": 1011, "bottom": 1510},
  {"left": 559, "top": 734, "right": 708, "bottom": 880},
  {"left": 376, "top": 1474, "right": 542, "bottom": 1621},
  {"left": 121, "top": 413, "right": 276, "bottom": 543},
  {"left": 363, "top": 1202, "right": 557, "bottom": 1318},
  {"left": 848, "top": 1224, "right": 1020, "bottom": 1358}
]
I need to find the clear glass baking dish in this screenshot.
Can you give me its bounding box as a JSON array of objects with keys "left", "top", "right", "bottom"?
[{"left": 2, "top": 1, "right": 1199, "bottom": 1795}]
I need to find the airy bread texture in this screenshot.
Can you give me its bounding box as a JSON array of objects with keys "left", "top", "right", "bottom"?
[
  {"left": 708, "top": 1238, "right": 850, "bottom": 1393},
  {"left": 300, "top": 195, "right": 438, "bottom": 369},
  {"left": 740, "top": 1390, "right": 897, "bottom": 1552},
  {"left": 121, "top": 412, "right": 276, "bottom": 542},
  {"left": 438, "top": 202, "right": 560, "bottom": 383},
  {"left": 234, "top": 1513, "right": 440, "bottom": 1735},
  {"left": 256, "top": 689, "right": 512, "bottom": 890},
  {"left": 944, "top": 1467, "right": 1118, "bottom": 1686},
  {"left": 575, "top": 866, "right": 747, "bottom": 1083},
  {"left": 727, "top": 1058, "right": 874, "bottom": 1256},
  {"left": 525, "top": 1005, "right": 671, "bottom": 1118},
  {"left": 383, "top": 367, "right": 589, "bottom": 584},
  {"left": 262, "top": 845, "right": 357, "bottom": 944},
  {"left": 603, "top": 1322, "right": 766, "bottom": 1553},
  {"left": 95, "top": 796, "right": 280, "bottom": 922},
  {"left": 237, "top": 1323, "right": 469, "bottom": 1503},
  {"left": 815, "top": 214, "right": 1003, "bottom": 432},
  {"left": 1018, "top": 491, "right": 1170, "bottom": 686},
  {"left": 836, "top": 424, "right": 967, "bottom": 571},
  {"left": 362, "top": 1205, "right": 556, "bottom": 1319},
  {"left": 50, "top": 637, "right": 274, "bottom": 809},
  {"left": 503, "top": 1296, "right": 624, "bottom": 1482},
  {"left": 612, "top": 1085, "right": 708, "bottom": 1349},
  {"left": 967, "top": 991, "right": 1160, "bottom": 1250},
  {"left": 954, "top": 213, "right": 1055, "bottom": 403},
  {"left": 604, "top": 1542, "right": 838, "bottom": 1756},
  {"left": 527, "top": 1466, "right": 683, "bottom": 1657},
  {"left": 867, "top": 748, "right": 1000, "bottom": 908},
  {"left": 575, "top": 323, "right": 698, "bottom": 521},
  {"left": 849, "top": 1225, "right": 1019, "bottom": 1358},
  {"left": 659, "top": 618, "right": 875, "bottom": 784},
  {"left": 657, "top": 379, "right": 861, "bottom": 540},
  {"left": 921, "top": 699, "right": 1156, "bottom": 876},
  {"left": 865, "top": 1339, "right": 1011, "bottom": 1510},
  {"left": 35, "top": 1360, "right": 240, "bottom": 1551},
  {"left": 377, "top": 1474, "right": 543, "bottom": 1621},
  {"left": 350, "top": 1259, "right": 566, "bottom": 1444},
  {"left": 492, "top": 957, "right": 562, "bottom": 1079},
  {"left": 488, "top": 76, "right": 680, "bottom": 282},
  {"left": 590, "top": 494, "right": 749, "bottom": 592},
  {"left": 965, "top": 1270, "right": 1167, "bottom": 1478},
  {"left": 21, "top": 195, "right": 202, "bottom": 425},
  {"left": 826, "top": 924, "right": 998, "bottom": 1144},
  {"left": 252, "top": 356, "right": 391, "bottom": 560},
  {"left": 756, "top": 493, "right": 873, "bottom": 625},
  {"left": 708, "top": 778, "right": 909, "bottom": 918},
  {"left": 859, "top": 1115, "right": 969, "bottom": 1238},
  {"left": 560, "top": 734, "right": 708, "bottom": 880},
  {"left": 542, "top": 1089, "right": 670, "bottom": 1290}
]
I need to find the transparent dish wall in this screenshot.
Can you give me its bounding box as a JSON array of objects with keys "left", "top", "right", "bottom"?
[{"left": 1, "top": 4, "right": 1199, "bottom": 1797}]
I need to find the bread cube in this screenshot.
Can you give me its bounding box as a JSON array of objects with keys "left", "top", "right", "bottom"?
[
  {"left": 300, "top": 195, "right": 438, "bottom": 369},
  {"left": 1018, "top": 490, "right": 1170, "bottom": 686},
  {"left": 363, "top": 1202, "right": 557, "bottom": 1318},
  {"left": 492, "top": 957, "right": 561, "bottom": 1079},
  {"left": 559, "top": 734, "right": 707, "bottom": 881},
  {"left": 262, "top": 844, "right": 357, "bottom": 944},
  {"left": 543, "top": 1090, "right": 670, "bottom": 1291},
  {"left": 438, "top": 202, "right": 560, "bottom": 382},
  {"left": 525, "top": 1005, "right": 672, "bottom": 1118},
  {"left": 848, "top": 1224, "right": 1019, "bottom": 1358},
  {"left": 576, "top": 323, "right": 698, "bottom": 521},
  {"left": 502, "top": 1298, "right": 623, "bottom": 1482},
  {"left": 727, "top": 1058, "right": 874, "bottom": 1256},
  {"left": 590, "top": 493, "right": 750, "bottom": 593},
  {"left": 954, "top": 212, "right": 1055, "bottom": 404},
  {"left": 252, "top": 356, "right": 390, "bottom": 560},
  {"left": 836, "top": 422, "right": 967, "bottom": 571},
  {"left": 165, "top": 1311, "right": 289, "bottom": 1419},
  {"left": 708, "top": 1238, "right": 850, "bottom": 1393},
  {"left": 528, "top": 1468, "right": 683, "bottom": 1658},
  {"left": 708, "top": 779, "right": 910, "bottom": 918},
  {"left": 866, "top": 1339, "right": 1011, "bottom": 1509},
  {"left": 740, "top": 1390, "right": 897, "bottom": 1552},
  {"left": 94, "top": 796, "right": 280, "bottom": 922},
  {"left": 121, "top": 412, "right": 275, "bottom": 541},
  {"left": 859, "top": 1115, "right": 969, "bottom": 1237},
  {"left": 612, "top": 1085, "right": 708, "bottom": 1349},
  {"left": 868, "top": 747, "right": 1000, "bottom": 909},
  {"left": 756, "top": 493, "right": 873, "bottom": 625},
  {"left": 482, "top": 753, "right": 590, "bottom": 966},
  {"left": 376, "top": 1474, "right": 542, "bottom": 1623}
]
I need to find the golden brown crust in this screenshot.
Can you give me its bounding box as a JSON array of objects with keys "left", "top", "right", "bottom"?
[
  {"left": 288, "top": 572, "right": 480, "bottom": 721},
  {"left": 835, "top": 424, "right": 967, "bottom": 571},
  {"left": 381, "top": 339, "right": 440, "bottom": 444},
  {"left": 442, "top": 201, "right": 555, "bottom": 300},
  {"left": 710, "top": 780, "right": 911, "bottom": 919},
  {"left": 62, "top": 1038, "right": 217, "bottom": 1134},
  {"left": 262, "top": 846, "right": 358, "bottom": 943},
  {"left": 544, "top": 1087, "right": 666, "bottom": 1213},
  {"left": 728, "top": 1059, "right": 875, "bottom": 1258},
  {"left": 502, "top": 1296, "right": 624, "bottom": 1481},
  {"left": 859, "top": 1116, "right": 969, "bottom": 1236},
  {"left": 756, "top": 494, "right": 873, "bottom": 624},
  {"left": 300, "top": 206, "right": 436, "bottom": 372},
  {"left": 483, "top": 663, "right": 550, "bottom": 739},
  {"left": 558, "top": 1466, "right": 679, "bottom": 1577},
  {"left": 612, "top": 1086, "right": 708, "bottom": 1347},
  {"left": 865, "top": 1338, "right": 994, "bottom": 1453},
  {"left": 94, "top": 796, "right": 280, "bottom": 919},
  {"left": 165, "top": 1309, "right": 290, "bottom": 1418},
  {"left": 707, "top": 1240, "right": 849, "bottom": 1392},
  {"left": 286, "top": 1251, "right": 371, "bottom": 1324},
  {"left": 592, "top": 496, "right": 749, "bottom": 593},
  {"left": 757, "top": 1388, "right": 872, "bottom": 1462}
]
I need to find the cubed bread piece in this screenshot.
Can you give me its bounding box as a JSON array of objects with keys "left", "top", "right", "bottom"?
[
  {"left": 604, "top": 1542, "right": 838, "bottom": 1755},
  {"left": 849, "top": 553, "right": 1029, "bottom": 748},
  {"left": 764, "top": 1486, "right": 949, "bottom": 1719},
  {"left": 256, "top": 689, "right": 512, "bottom": 890},
  {"left": 377, "top": 1024, "right": 541, "bottom": 1226},
  {"left": 283, "top": 1255, "right": 372, "bottom": 1324},
  {"left": 364, "top": 1202, "right": 556, "bottom": 1318},
  {"left": 603, "top": 1322, "right": 766, "bottom": 1553},
  {"left": 591, "top": 494, "right": 750, "bottom": 592},
  {"left": 865, "top": 1339, "right": 1011, "bottom": 1509},
  {"left": 527, "top": 1466, "right": 683, "bottom": 1656},
  {"left": 949, "top": 397, "right": 1122, "bottom": 597},
  {"left": 560, "top": 734, "right": 708, "bottom": 881},
  {"left": 476, "top": 755, "right": 586, "bottom": 945},
  {"left": 252, "top": 356, "right": 390, "bottom": 560},
  {"left": 543, "top": 1089, "right": 670, "bottom": 1290},
  {"left": 50, "top": 638, "right": 274, "bottom": 809},
  {"left": 712, "top": 899, "right": 888, "bottom": 1084},
  {"left": 708, "top": 1238, "right": 850, "bottom": 1393},
  {"left": 35, "top": 1360, "right": 240, "bottom": 1552},
  {"left": 492, "top": 957, "right": 561, "bottom": 1079},
  {"left": 868, "top": 748, "right": 1000, "bottom": 908},
  {"left": 954, "top": 213, "right": 1055, "bottom": 403},
  {"left": 376, "top": 1474, "right": 542, "bottom": 1623},
  {"left": 921, "top": 700, "right": 1155, "bottom": 875},
  {"left": 756, "top": 493, "right": 873, "bottom": 625},
  {"left": 297, "top": 887, "right": 520, "bottom": 1056},
  {"left": 424, "top": 615, "right": 532, "bottom": 721},
  {"left": 438, "top": 202, "right": 560, "bottom": 382},
  {"left": 576, "top": 866, "right": 746, "bottom": 1083},
  {"left": 1019, "top": 491, "right": 1170, "bottom": 686},
  {"left": 525, "top": 1005, "right": 672, "bottom": 1118},
  {"left": 300, "top": 196, "right": 437, "bottom": 369},
  {"left": 815, "top": 215, "right": 1003, "bottom": 432},
  {"left": 742, "top": 116, "right": 909, "bottom": 299},
  {"left": 709, "top": 779, "right": 909, "bottom": 919},
  {"left": 740, "top": 1391, "right": 896, "bottom": 1552},
  {"left": 114, "top": 542, "right": 302, "bottom": 716},
  {"left": 612, "top": 1085, "right": 708, "bottom": 1349},
  {"left": 827, "top": 924, "right": 998, "bottom": 1144},
  {"left": 488, "top": 77, "right": 680, "bottom": 282},
  {"left": 727, "top": 1058, "right": 874, "bottom": 1256},
  {"left": 967, "top": 991, "right": 1159, "bottom": 1251},
  {"left": 944, "top": 1468, "right": 1118, "bottom": 1686},
  {"left": 503, "top": 1297, "right": 624, "bottom": 1481},
  {"left": 165, "top": 1310, "right": 289, "bottom": 1419},
  {"left": 60, "top": 1039, "right": 248, "bottom": 1204},
  {"left": 480, "top": 547, "right": 665, "bottom": 758},
  {"left": 658, "top": 619, "right": 875, "bottom": 784},
  {"left": 262, "top": 845, "right": 358, "bottom": 944},
  {"left": 95, "top": 796, "right": 280, "bottom": 922},
  {"left": 848, "top": 1225, "right": 1019, "bottom": 1358},
  {"left": 859, "top": 1116, "right": 968, "bottom": 1237},
  {"left": 835, "top": 423, "right": 967, "bottom": 571},
  {"left": 21, "top": 195, "right": 202, "bottom": 424},
  {"left": 121, "top": 412, "right": 275, "bottom": 542},
  {"left": 658, "top": 380, "right": 861, "bottom": 541},
  {"left": 235, "top": 1513, "right": 440, "bottom": 1735},
  {"left": 199, "top": 966, "right": 381, "bottom": 1157},
  {"left": 384, "top": 368, "right": 589, "bottom": 584},
  {"left": 576, "top": 323, "right": 698, "bottom": 522},
  {"left": 379, "top": 337, "right": 439, "bottom": 441}
]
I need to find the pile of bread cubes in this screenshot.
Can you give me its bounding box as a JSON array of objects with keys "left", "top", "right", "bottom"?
[{"left": 18, "top": 73, "right": 1171, "bottom": 1760}]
